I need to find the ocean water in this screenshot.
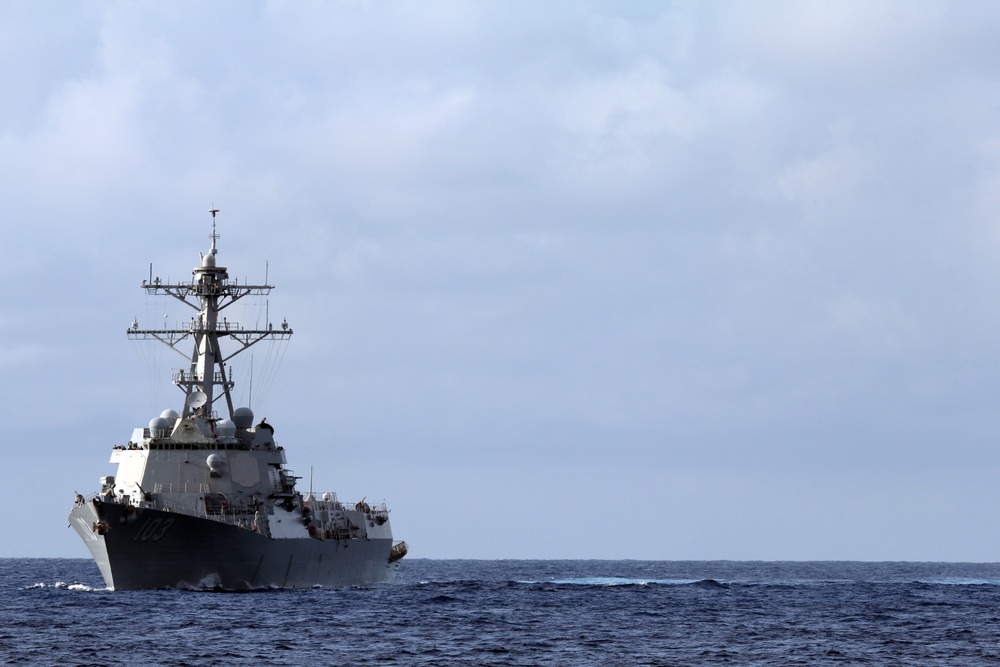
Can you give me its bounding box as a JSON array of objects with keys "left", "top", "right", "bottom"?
[{"left": 4, "top": 559, "right": 1000, "bottom": 666}]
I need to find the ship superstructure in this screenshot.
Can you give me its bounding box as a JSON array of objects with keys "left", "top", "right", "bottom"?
[{"left": 69, "top": 211, "right": 406, "bottom": 590}]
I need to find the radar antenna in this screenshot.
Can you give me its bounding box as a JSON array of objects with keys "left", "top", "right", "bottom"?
[
  {"left": 209, "top": 207, "right": 220, "bottom": 254},
  {"left": 127, "top": 209, "right": 292, "bottom": 420}
]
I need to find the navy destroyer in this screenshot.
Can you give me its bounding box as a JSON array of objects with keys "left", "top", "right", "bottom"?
[{"left": 69, "top": 211, "right": 407, "bottom": 590}]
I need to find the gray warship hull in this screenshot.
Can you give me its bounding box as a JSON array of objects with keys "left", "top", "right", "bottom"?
[{"left": 70, "top": 500, "right": 400, "bottom": 590}]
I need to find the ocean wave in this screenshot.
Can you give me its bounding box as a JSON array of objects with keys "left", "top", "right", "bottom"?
[
  {"left": 24, "top": 581, "right": 104, "bottom": 592},
  {"left": 530, "top": 577, "right": 723, "bottom": 587},
  {"left": 916, "top": 578, "right": 1000, "bottom": 586}
]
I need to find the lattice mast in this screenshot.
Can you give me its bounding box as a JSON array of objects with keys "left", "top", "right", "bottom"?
[{"left": 127, "top": 209, "right": 292, "bottom": 419}]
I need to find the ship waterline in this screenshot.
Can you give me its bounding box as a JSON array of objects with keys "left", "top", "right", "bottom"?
[{"left": 69, "top": 501, "right": 400, "bottom": 590}]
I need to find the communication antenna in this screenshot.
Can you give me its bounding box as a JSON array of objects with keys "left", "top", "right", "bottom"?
[
  {"left": 187, "top": 391, "right": 208, "bottom": 410},
  {"left": 248, "top": 352, "right": 254, "bottom": 408},
  {"left": 209, "top": 207, "right": 220, "bottom": 253}
]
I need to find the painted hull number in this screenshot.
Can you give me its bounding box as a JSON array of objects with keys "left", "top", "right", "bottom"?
[{"left": 135, "top": 518, "right": 174, "bottom": 542}]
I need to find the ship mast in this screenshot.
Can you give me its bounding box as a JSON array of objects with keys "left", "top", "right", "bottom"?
[{"left": 127, "top": 209, "right": 293, "bottom": 420}]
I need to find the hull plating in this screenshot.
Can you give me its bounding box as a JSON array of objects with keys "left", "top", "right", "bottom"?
[{"left": 69, "top": 501, "right": 399, "bottom": 591}]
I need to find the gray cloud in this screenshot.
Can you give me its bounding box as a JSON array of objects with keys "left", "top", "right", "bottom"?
[{"left": 5, "top": 1, "right": 1000, "bottom": 559}]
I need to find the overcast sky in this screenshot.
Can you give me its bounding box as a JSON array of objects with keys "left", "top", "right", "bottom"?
[{"left": 5, "top": 1, "right": 1000, "bottom": 560}]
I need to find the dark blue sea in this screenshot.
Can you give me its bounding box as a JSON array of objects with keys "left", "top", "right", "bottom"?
[{"left": 5, "top": 559, "right": 1000, "bottom": 666}]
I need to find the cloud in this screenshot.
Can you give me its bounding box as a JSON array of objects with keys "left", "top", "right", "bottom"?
[
  {"left": 779, "top": 146, "right": 861, "bottom": 208},
  {"left": 0, "top": 343, "right": 49, "bottom": 369},
  {"left": 5, "top": 1, "right": 1000, "bottom": 559}
]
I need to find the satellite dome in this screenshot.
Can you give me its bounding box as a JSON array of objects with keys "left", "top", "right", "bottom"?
[
  {"left": 206, "top": 453, "right": 225, "bottom": 472},
  {"left": 149, "top": 417, "right": 171, "bottom": 435},
  {"left": 216, "top": 419, "right": 237, "bottom": 438},
  {"left": 160, "top": 409, "right": 179, "bottom": 424},
  {"left": 233, "top": 407, "right": 254, "bottom": 429},
  {"left": 202, "top": 253, "right": 216, "bottom": 267}
]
